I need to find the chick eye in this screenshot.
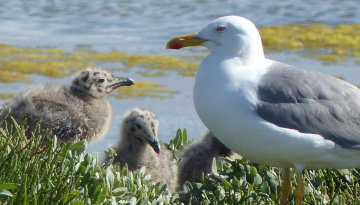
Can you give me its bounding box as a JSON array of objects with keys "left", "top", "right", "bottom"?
[
  {"left": 98, "top": 78, "right": 106, "bottom": 83},
  {"left": 216, "top": 26, "right": 226, "bottom": 31},
  {"left": 135, "top": 123, "right": 142, "bottom": 129}
]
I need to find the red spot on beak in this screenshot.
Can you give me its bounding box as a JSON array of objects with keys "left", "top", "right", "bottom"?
[{"left": 169, "top": 42, "right": 182, "bottom": 50}]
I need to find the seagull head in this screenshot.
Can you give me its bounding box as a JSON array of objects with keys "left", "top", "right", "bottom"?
[
  {"left": 167, "top": 15, "right": 265, "bottom": 62},
  {"left": 123, "top": 108, "right": 161, "bottom": 154},
  {"left": 71, "top": 67, "right": 134, "bottom": 99}
]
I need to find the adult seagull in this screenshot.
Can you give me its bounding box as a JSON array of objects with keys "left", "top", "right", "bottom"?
[{"left": 166, "top": 15, "right": 360, "bottom": 205}]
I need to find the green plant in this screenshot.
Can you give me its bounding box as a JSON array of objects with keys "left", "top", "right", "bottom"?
[
  {"left": 2, "top": 120, "right": 360, "bottom": 204},
  {"left": 0, "top": 119, "right": 179, "bottom": 204}
]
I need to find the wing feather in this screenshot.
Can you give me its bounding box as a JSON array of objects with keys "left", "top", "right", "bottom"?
[{"left": 256, "top": 62, "right": 360, "bottom": 149}]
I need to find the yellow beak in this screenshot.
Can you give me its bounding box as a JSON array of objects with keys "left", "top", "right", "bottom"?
[{"left": 166, "top": 33, "right": 207, "bottom": 49}]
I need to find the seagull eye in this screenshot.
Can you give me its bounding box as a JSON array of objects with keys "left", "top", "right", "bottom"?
[{"left": 216, "top": 26, "right": 226, "bottom": 32}]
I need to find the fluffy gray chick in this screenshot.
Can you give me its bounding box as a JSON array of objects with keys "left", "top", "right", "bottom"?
[
  {"left": 178, "top": 130, "right": 241, "bottom": 188},
  {"left": 0, "top": 67, "right": 134, "bottom": 143},
  {"left": 107, "top": 108, "right": 178, "bottom": 192}
]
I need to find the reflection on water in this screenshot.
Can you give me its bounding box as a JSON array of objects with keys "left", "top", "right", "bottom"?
[{"left": 0, "top": 0, "right": 360, "bottom": 156}]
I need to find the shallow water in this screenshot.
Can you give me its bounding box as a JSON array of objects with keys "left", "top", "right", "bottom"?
[{"left": 0, "top": 0, "right": 360, "bottom": 157}]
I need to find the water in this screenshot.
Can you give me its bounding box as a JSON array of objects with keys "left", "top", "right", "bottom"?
[
  {"left": 1, "top": 0, "right": 360, "bottom": 52},
  {"left": 0, "top": 0, "right": 359, "bottom": 157}
]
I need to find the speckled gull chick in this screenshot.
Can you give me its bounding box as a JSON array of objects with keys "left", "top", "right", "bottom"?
[
  {"left": 167, "top": 15, "right": 360, "bottom": 205},
  {"left": 178, "top": 130, "right": 241, "bottom": 188},
  {"left": 0, "top": 67, "right": 134, "bottom": 143},
  {"left": 106, "top": 108, "right": 177, "bottom": 192}
]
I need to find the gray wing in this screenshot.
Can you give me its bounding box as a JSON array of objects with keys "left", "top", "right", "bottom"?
[{"left": 256, "top": 62, "right": 360, "bottom": 149}]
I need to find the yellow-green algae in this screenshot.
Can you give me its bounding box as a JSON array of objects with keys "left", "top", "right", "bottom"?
[
  {"left": 0, "top": 71, "right": 31, "bottom": 84},
  {"left": 136, "top": 70, "right": 166, "bottom": 77},
  {"left": 0, "top": 43, "right": 93, "bottom": 79},
  {"left": 332, "top": 75, "right": 345, "bottom": 80},
  {"left": 0, "top": 43, "right": 200, "bottom": 84},
  {"left": 3, "top": 22, "right": 360, "bottom": 85},
  {"left": 0, "top": 93, "right": 16, "bottom": 100},
  {"left": 179, "top": 71, "right": 197, "bottom": 77},
  {"left": 0, "top": 43, "right": 199, "bottom": 99},
  {"left": 113, "top": 81, "right": 179, "bottom": 99},
  {"left": 316, "top": 55, "right": 347, "bottom": 64},
  {"left": 70, "top": 51, "right": 200, "bottom": 76},
  {"left": 1, "top": 61, "right": 72, "bottom": 78},
  {"left": 259, "top": 24, "right": 360, "bottom": 63}
]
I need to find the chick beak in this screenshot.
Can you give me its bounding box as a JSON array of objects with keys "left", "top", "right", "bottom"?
[
  {"left": 107, "top": 77, "right": 135, "bottom": 90},
  {"left": 148, "top": 139, "right": 160, "bottom": 154}
]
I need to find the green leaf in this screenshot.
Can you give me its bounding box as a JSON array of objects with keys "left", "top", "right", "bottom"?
[
  {"left": 182, "top": 129, "right": 187, "bottom": 144},
  {"left": 344, "top": 174, "right": 352, "bottom": 183},
  {"left": 248, "top": 183, "right": 253, "bottom": 191},
  {"left": 211, "top": 158, "right": 219, "bottom": 176},
  {"left": 159, "top": 182, "right": 167, "bottom": 193},
  {"left": 70, "top": 190, "right": 80, "bottom": 196},
  {"left": 173, "top": 150, "right": 182, "bottom": 161},
  {"left": 182, "top": 182, "right": 192, "bottom": 194},
  {"left": 173, "top": 132, "right": 181, "bottom": 149},
  {"left": 143, "top": 174, "right": 151, "bottom": 181},
  {"left": 305, "top": 184, "right": 313, "bottom": 194},
  {"left": 112, "top": 187, "right": 127, "bottom": 196},
  {"left": 270, "top": 178, "right": 279, "bottom": 190},
  {"left": 250, "top": 166, "right": 257, "bottom": 177},
  {"left": 254, "top": 173, "right": 263, "bottom": 184},
  {"left": 221, "top": 179, "right": 231, "bottom": 188},
  {"left": 70, "top": 200, "right": 84, "bottom": 205},
  {"left": 0, "top": 183, "right": 19, "bottom": 190},
  {"left": 106, "top": 167, "right": 115, "bottom": 190},
  {"left": 90, "top": 185, "right": 101, "bottom": 204},
  {"left": 0, "top": 189, "right": 13, "bottom": 197},
  {"left": 339, "top": 169, "right": 350, "bottom": 175},
  {"left": 104, "top": 147, "right": 117, "bottom": 157},
  {"left": 262, "top": 181, "right": 270, "bottom": 193},
  {"left": 79, "top": 172, "right": 91, "bottom": 187},
  {"left": 171, "top": 194, "right": 180, "bottom": 203},
  {"left": 266, "top": 171, "right": 277, "bottom": 180},
  {"left": 53, "top": 135, "right": 58, "bottom": 148},
  {"left": 68, "top": 141, "right": 86, "bottom": 155},
  {"left": 97, "top": 183, "right": 108, "bottom": 204},
  {"left": 139, "top": 166, "right": 146, "bottom": 177},
  {"left": 129, "top": 197, "right": 137, "bottom": 205}
]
